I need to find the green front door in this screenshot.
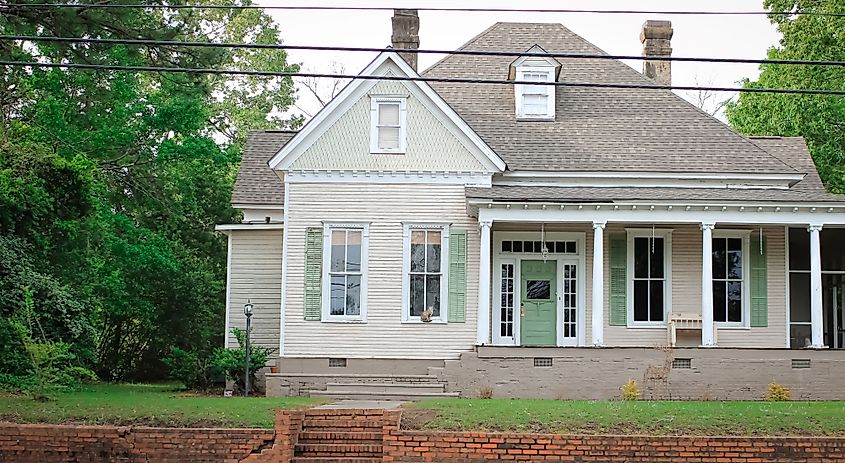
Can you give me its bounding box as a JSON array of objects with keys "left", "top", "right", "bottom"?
[{"left": 520, "top": 260, "right": 557, "bottom": 346}]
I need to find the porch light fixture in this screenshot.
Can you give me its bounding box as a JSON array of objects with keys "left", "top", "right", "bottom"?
[{"left": 243, "top": 300, "right": 254, "bottom": 397}]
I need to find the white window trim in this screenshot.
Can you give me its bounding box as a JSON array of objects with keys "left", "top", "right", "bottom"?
[
  {"left": 401, "top": 223, "right": 450, "bottom": 323},
  {"left": 369, "top": 96, "right": 407, "bottom": 154},
  {"left": 322, "top": 223, "right": 370, "bottom": 322},
  {"left": 515, "top": 66, "right": 555, "bottom": 121},
  {"left": 712, "top": 230, "right": 752, "bottom": 329},
  {"left": 626, "top": 229, "right": 673, "bottom": 328}
]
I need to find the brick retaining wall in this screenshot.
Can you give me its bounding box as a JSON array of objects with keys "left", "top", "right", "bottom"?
[
  {"left": 0, "top": 421, "right": 274, "bottom": 463},
  {"left": 383, "top": 430, "right": 845, "bottom": 462}
]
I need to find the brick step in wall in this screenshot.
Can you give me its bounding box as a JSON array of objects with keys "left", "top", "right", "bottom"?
[
  {"left": 293, "top": 409, "right": 387, "bottom": 463},
  {"left": 295, "top": 443, "right": 381, "bottom": 457}
]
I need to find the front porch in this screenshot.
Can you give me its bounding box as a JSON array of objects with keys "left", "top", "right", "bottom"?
[{"left": 473, "top": 202, "right": 845, "bottom": 350}]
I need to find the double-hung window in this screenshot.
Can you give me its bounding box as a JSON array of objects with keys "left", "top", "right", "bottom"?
[
  {"left": 628, "top": 230, "right": 672, "bottom": 325},
  {"left": 323, "top": 224, "right": 368, "bottom": 321},
  {"left": 516, "top": 67, "right": 555, "bottom": 119},
  {"left": 712, "top": 232, "right": 749, "bottom": 325},
  {"left": 403, "top": 224, "right": 449, "bottom": 322},
  {"left": 370, "top": 97, "right": 406, "bottom": 153}
]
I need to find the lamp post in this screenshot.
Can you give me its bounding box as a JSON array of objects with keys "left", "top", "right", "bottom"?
[{"left": 243, "top": 300, "right": 254, "bottom": 397}]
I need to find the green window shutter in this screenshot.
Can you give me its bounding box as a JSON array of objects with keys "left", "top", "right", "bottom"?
[
  {"left": 448, "top": 229, "right": 467, "bottom": 323},
  {"left": 304, "top": 227, "right": 323, "bottom": 321},
  {"left": 750, "top": 235, "right": 768, "bottom": 327},
  {"left": 609, "top": 234, "right": 627, "bottom": 326}
]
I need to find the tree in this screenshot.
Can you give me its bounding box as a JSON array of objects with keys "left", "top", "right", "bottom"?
[
  {"left": 726, "top": 0, "right": 845, "bottom": 193},
  {"left": 0, "top": 0, "right": 301, "bottom": 382}
]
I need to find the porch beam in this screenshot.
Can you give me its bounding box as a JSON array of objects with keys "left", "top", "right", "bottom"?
[
  {"left": 701, "top": 223, "right": 716, "bottom": 347},
  {"left": 591, "top": 221, "right": 606, "bottom": 346},
  {"left": 477, "top": 220, "right": 493, "bottom": 345},
  {"left": 476, "top": 206, "right": 845, "bottom": 226},
  {"left": 809, "top": 224, "right": 825, "bottom": 348}
]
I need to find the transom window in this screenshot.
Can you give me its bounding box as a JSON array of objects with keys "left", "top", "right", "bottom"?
[
  {"left": 712, "top": 237, "right": 743, "bottom": 323},
  {"left": 403, "top": 225, "right": 449, "bottom": 321},
  {"left": 370, "top": 97, "right": 406, "bottom": 153},
  {"left": 501, "top": 240, "right": 576, "bottom": 254},
  {"left": 628, "top": 230, "right": 672, "bottom": 325},
  {"left": 323, "top": 225, "right": 368, "bottom": 320}
]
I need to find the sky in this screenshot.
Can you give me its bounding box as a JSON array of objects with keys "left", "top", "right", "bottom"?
[{"left": 258, "top": 0, "right": 783, "bottom": 120}]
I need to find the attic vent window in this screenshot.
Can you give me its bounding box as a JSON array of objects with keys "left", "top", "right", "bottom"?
[
  {"left": 370, "top": 96, "right": 407, "bottom": 154},
  {"left": 520, "top": 71, "right": 552, "bottom": 117}
]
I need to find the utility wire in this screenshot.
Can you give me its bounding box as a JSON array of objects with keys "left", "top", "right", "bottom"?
[
  {"left": 4, "top": 34, "right": 845, "bottom": 68},
  {"left": 2, "top": 3, "right": 844, "bottom": 16},
  {"left": 4, "top": 59, "right": 845, "bottom": 96}
]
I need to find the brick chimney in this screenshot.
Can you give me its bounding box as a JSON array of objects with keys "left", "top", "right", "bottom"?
[
  {"left": 391, "top": 9, "right": 420, "bottom": 71},
  {"left": 640, "top": 20, "right": 673, "bottom": 86}
]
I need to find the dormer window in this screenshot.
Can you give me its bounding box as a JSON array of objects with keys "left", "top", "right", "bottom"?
[
  {"left": 509, "top": 45, "right": 561, "bottom": 121},
  {"left": 518, "top": 69, "right": 554, "bottom": 118},
  {"left": 370, "top": 96, "right": 407, "bottom": 153}
]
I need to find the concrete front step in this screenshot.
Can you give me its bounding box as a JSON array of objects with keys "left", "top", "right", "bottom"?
[
  {"left": 324, "top": 382, "right": 445, "bottom": 394},
  {"left": 298, "top": 430, "right": 382, "bottom": 443},
  {"left": 278, "top": 372, "right": 441, "bottom": 383},
  {"left": 301, "top": 418, "right": 385, "bottom": 431},
  {"left": 308, "top": 390, "right": 459, "bottom": 401},
  {"left": 295, "top": 443, "right": 381, "bottom": 458}
]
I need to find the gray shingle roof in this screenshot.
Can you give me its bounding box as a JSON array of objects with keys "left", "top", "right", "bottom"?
[
  {"left": 231, "top": 130, "right": 295, "bottom": 206},
  {"left": 423, "top": 22, "right": 797, "bottom": 175},
  {"left": 466, "top": 137, "right": 845, "bottom": 204}
]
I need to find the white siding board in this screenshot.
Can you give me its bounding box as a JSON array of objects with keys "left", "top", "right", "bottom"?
[
  {"left": 284, "top": 182, "right": 479, "bottom": 359},
  {"left": 226, "top": 229, "right": 283, "bottom": 351}
]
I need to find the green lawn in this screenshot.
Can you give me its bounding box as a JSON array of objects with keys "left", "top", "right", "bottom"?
[
  {"left": 0, "top": 383, "right": 320, "bottom": 428},
  {"left": 405, "top": 398, "right": 845, "bottom": 436}
]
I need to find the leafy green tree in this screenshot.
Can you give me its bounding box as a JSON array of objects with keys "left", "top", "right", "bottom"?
[
  {"left": 726, "top": 0, "right": 845, "bottom": 192},
  {"left": 1, "top": 0, "right": 301, "bottom": 382}
]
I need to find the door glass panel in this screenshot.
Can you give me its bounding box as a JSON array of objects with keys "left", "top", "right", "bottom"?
[
  {"left": 526, "top": 280, "right": 551, "bottom": 300},
  {"left": 500, "top": 263, "right": 515, "bottom": 338},
  {"left": 562, "top": 264, "right": 577, "bottom": 340}
]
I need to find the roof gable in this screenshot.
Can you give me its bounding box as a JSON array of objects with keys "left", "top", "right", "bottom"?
[
  {"left": 423, "top": 22, "right": 798, "bottom": 175},
  {"left": 269, "top": 52, "right": 506, "bottom": 173}
]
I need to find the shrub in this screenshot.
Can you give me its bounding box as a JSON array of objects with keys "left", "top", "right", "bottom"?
[
  {"left": 621, "top": 379, "right": 641, "bottom": 401},
  {"left": 478, "top": 386, "right": 493, "bottom": 399},
  {"left": 211, "top": 327, "right": 275, "bottom": 393},
  {"left": 764, "top": 382, "right": 792, "bottom": 401},
  {"left": 163, "top": 347, "right": 216, "bottom": 390}
]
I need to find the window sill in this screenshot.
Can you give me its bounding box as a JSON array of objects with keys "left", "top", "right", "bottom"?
[
  {"left": 625, "top": 324, "right": 668, "bottom": 329},
  {"left": 516, "top": 116, "right": 555, "bottom": 122},
  {"left": 321, "top": 319, "right": 367, "bottom": 324},
  {"left": 401, "top": 319, "right": 448, "bottom": 325},
  {"left": 370, "top": 150, "right": 406, "bottom": 155},
  {"left": 716, "top": 324, "right": 750, "bottom": 330}
]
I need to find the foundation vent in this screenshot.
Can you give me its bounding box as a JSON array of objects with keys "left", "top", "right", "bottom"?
[
  {"left": 533, "top": 357, "right": 553, "bottom": 367},
  {"left": 671, "top": 358, "right": 692, "bottom": 369},
  {"left": 792, "top": 359, "right": 811, "bottom": 369},
  {"left": 328, "top": 358, "right": 347, "bottom": 368}
]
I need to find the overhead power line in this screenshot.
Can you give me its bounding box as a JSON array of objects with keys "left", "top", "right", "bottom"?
[
  {"left": 4, "top": 34, "right": 845, "bottom": 68},
  {"left": 2, "top": 3, "right": 844, "bottom": 16},
  {"left": 3, "top": 59, "right": 845, "bottom": 96}
]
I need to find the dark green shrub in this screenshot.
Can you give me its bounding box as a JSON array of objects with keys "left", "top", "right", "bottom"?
[
  {"left": 211, "top": 328, "right": 275, "bottom": 393},
  {"left": 163, "top": 346, "right": 217, "bottom": 390}
]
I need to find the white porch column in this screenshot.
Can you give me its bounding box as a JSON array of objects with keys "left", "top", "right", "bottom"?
[
  {"left": 591, "top": 221, "right": 606, "bottom": 346},
  {"left": 809, "top": 223, "right": 825, "bottom": 348},
  {"left": 476, "top": 220, "right": 492, "bottom": 345},
  {"left": 701, "top": 223, "right": 716, "bottom": 347}
]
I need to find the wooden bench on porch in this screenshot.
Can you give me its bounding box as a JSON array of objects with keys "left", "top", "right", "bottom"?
[{"left": 667, "top": 312, "right": 716, "bottom": 347}]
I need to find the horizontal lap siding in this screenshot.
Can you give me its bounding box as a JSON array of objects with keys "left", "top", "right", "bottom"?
[
  {"left": 284, "top": 183, "right": 478, "bottom": 358},
  {"left": 227, "top": 230, "right": 283, "bottom": 350}
]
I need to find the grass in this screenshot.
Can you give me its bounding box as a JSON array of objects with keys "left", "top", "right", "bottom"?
[
  {"left": 404, "top": 398, "right": 845, "bottom": 436},
  {"left": 0, "top": 383, "right": 321, "bottom": 428}
]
